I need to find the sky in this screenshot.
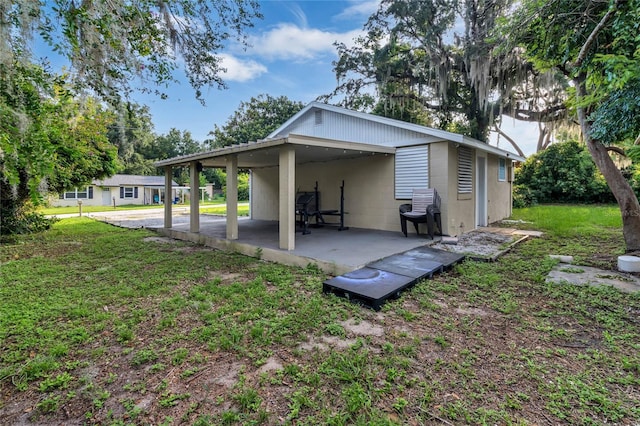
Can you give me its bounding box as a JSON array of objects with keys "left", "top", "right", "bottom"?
[{"left": 37, "top": 0, "right": 541, "bottom": 156}]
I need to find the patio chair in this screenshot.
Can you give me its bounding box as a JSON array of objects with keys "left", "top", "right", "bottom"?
[{"left": 399, "top": 188, "right": 442, "bottom": 239}]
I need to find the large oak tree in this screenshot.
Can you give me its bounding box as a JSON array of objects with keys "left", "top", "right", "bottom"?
[
  {"left": 504, "top": 0, "right": 640, "bottom": 251},
  {"left": 0, "top": 0, "right": 261, "bottom": 234}
]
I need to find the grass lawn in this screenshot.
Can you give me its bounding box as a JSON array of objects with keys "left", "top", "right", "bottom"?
[
  {"left": 1, "top": 204, "right": 639, "bottom": 425},
  {"left": 40, "top": 201, "right": 250, "bottom": 216}
]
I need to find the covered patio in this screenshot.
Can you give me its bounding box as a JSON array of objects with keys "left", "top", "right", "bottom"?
[
  {"left": 155, "top": 134, "right": 397, "bottom": 259},
  {"left": 153, "top": 216, "right": 439, "bottom": 275}
]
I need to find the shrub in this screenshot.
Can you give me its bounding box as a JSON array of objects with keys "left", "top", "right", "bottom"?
[{"left": 514, "top": 140, "right": 615, "bottom": 205}]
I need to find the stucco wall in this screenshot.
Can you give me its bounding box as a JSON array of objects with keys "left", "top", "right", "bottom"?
[
  {"left": 437, "top": 143, "right": 475, "bottom": 236},
  {"left": 250, "top": 144, "right": 515, "bottom": 236},
  {"left": 251, "top": 155, "right": 409, "bottom": 232},
  {"left": 250, "top": 168, "right": 280, "bottom": 220}
]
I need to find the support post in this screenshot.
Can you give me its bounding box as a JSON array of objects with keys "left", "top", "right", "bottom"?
[
  {"left": 189, "top": 161, "right": 200, "bottom": 233},
  {"left": 164, "top": 166, "right": 172, "bottom": 229},
  {"left": 226, "top": 155, "right": 238, "bottom": 240},
  {"left": 279, "top": 145, "right": 295, "bottom": 250}
]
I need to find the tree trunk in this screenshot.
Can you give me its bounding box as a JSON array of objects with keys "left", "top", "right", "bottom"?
[{"left": 575, "top": 80, "right": 640, "bottom": 252}]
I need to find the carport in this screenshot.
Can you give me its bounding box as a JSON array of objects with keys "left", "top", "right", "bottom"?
[{"left": 155, "top": 134, "right": 395, "bottom": 251}]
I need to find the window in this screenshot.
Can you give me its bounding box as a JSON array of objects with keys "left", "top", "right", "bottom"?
[
  {"left": 314, "top": 109, "right": 323, "bottom": 125},
  {"left": 395, "top": 145, "right": 429, "bottom": 199},
  {"left": 120, "top": 186, "right": 138, "bottom": 199},
  {"left": 457, "top": 147, "right": 472, "bottom": 194},
  {"left": 60, "top": 187, "right": 93, "bottom": 199},
  {"left": 498, "top": 158, "right": 506, "bottom": 181}
]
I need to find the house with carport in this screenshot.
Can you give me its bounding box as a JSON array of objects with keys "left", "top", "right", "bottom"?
[{"left": 155, "top": 102, "right": 524, "bottom": 252}]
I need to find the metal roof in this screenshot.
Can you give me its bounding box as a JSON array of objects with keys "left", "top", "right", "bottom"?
[
  {"left": 268, "top": 102, "right": 525, "bottom": 161},
  {"left": 155, "top": 135, "right": 396, "bottom": 169},
  {"left": 94, "top": 174, "right": 178, "bottom": 187},
  {"left": 155, "top": 102, "right": 525, "bottom": 169}
]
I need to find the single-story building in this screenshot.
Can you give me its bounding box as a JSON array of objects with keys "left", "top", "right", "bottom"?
[
  {"left": 51, "top": 174, "right": 178, "bottom": 207},
  {"left": 155, "top": 102, "right": 525, "bottom": 250}
]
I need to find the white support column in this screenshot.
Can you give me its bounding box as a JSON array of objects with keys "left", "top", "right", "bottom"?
[
  {"left": 189, "top": 161, "right": 200, "bottom": 233},
  {"left": 164, "top": 166, "right": 173, "bottom": 229},
  {"left": 226, "top": 155, "right": 238, "bottom": 240},
  {"left": 279, "top": 145, "right": 295, "bottom": 250}
]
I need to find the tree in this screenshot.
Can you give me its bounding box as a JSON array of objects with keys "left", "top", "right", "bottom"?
[
  {"left": 515, "top": 140, "right": 613, "bottom": 205},
  {"left": 0, "top": 63, "right": 118, "bottom": 234},
  {"left": 324, "top": 0, "right": 567, "bottom": 143},
  {"left": 209, "top": 95, "right": 304, "bottom": 148},
  {"left": 107, "top": 103, "right": 156, "bottom": 175},
  {"left": 143, "top": 129, "right": 203, "bottom": 185},
  {"left": 3, "top": 1, "right": 262, "bottom": 104},
  {"left": 505, "top": 0, "right": 640, "bottom": 251},
  {"left": 1, "top": 0, "right": 261, "bottom": 233}
]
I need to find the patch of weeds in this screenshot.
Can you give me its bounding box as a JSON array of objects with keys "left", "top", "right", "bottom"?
[
  {"left": 180, "top": 367, "right": 199, "bottom": 379},
  {"left": 492, "top": 291, "right": 519, "bottom": 314},
  {"left": 171, "top": 347, "right": 189, "bottom": 365},
  {"left": 37, "top": 395, "right": 61, "bottom": 413},
  {"left": 121, "top": 398, "right": 143, "bottom": 420},
  {"left": 150, "top": 363, "right": 166, "bottom": 372},
  {"left": 131, "top": 349, "right": 159, "bottom": 366},
  {"left": 325, "top": 323, "right": 346, "bottom": 337},
  {"left": 39, "top": 372, "right": 74, "bottom": 392},
  {"left": 287, "top": 386, "right": 317, "bottom": 420},
  {"left": 433, "top": 336, "right": 449, "bottom": 348},
  {"left": 561, "top": 267, "right": 585, "bottom": 274},
  {"left": 392, "top": 397, "right": 409, "bottom": 412},
  {"left": 233, "top": 386, "right": 262, "bottom": 412},
  {"left": 342, "top": 382, "right": 371, "bottom": 414},
  {"left": 92, "top": 389, "right": 111, "bottom": 409},
  {"left": 159, "top": 392, "right": 190, "bottom": 408},
  {"left": 396, "top": 308, "right": 418, "bottom": 321}
]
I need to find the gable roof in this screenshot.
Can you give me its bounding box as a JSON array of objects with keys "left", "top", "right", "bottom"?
[
  {"left": 94, "top": 174, "right": 178, "bottom": 187},
  {"left": 268, "top": 102, "right": 525, "bottom": 161}
]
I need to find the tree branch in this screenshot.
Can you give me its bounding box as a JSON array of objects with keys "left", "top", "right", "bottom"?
[
  {"left": 606, "top": 146, "right": 626, "bottom": 156},
  {"left": 573, "top": 0, "right": 620, "bottom": 69},
  {"left": 494, "top": 124, "right": 525, "bottom": 157}
]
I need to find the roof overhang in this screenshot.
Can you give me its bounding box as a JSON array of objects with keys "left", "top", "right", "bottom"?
[{"left": 154, "top": 134, "right": 396, "bottom": 169}]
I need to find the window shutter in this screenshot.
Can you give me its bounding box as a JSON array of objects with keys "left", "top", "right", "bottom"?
[
  {"left": 457, "top": 147, "right": 472, "bottom": 193},
  {"left": 120, "top": 187, "right": 124, "bottom": 199},
  {"left": 88, "top": 186, "right": 94, "bottom": 199},
  {"left": 134, "top": 187, "right": 138, "bottom": 198},
  {"left": 395, "top": 145, "right": 429, "bottom": 199}
]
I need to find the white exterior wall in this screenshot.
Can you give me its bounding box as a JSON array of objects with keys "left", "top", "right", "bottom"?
[{"left": 51, "top": 186, "right": 149, "bottom": 207}]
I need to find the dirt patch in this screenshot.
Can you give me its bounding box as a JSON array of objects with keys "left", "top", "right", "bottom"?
[
  {"left": 432, "top": 228, "right": 523, "bottom": 258},
  {"left": 339, "top": 319, "right": 385, "bottom": 337}
]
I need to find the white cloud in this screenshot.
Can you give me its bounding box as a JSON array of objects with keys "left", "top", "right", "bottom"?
[
  {"left": 335, "top": 0, "right": 380, "bottom": 20},
  {"left": 249, "top": 24, "right": 362, "bottom": 61},
  {"left": 218, "top": 54, "right": 267, "bottom": 82}
]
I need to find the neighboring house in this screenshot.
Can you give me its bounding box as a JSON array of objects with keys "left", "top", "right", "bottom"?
[
  {"left": 52, "top": 174, "right": 178, "bottom": 207},
  {"left": 156, "top": 102, "right": 525, "bottom": 250}
]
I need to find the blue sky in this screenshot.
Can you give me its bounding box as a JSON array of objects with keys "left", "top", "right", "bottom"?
[
  {"left": 134, "top": 1, "right": 376, "bottom": 143},
  {"left": 37, "top": 0, "right": 540, "bottom": 155}
]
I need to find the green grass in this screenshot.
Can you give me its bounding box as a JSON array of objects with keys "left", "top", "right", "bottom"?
[
  {"left": 510, "top": 204, "right": 622, "bottom": 237},
  {"left": 40, "top": 201, "right": 250, "bottom": 216},
  {"left": 1, "top": 205, "right": 639, "bottom": 425}
]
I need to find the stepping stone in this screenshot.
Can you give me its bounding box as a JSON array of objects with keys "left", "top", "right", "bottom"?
[
  {"left": 368, "top": 255, "right": 443, "bottom": 279},
  {"left": 402, "top": 246, "right": 465, "bottom": 269},
  {"left": 323, "top": 267, "right": 416, "bottom": 311}
]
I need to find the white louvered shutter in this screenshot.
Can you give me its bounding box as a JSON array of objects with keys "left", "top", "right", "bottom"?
[
  {"left": 457, "top": 147, "right": 472, "bottom": 194},
  {"left": 395, "top": 146, "right": 429, "bottom": 199}
]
